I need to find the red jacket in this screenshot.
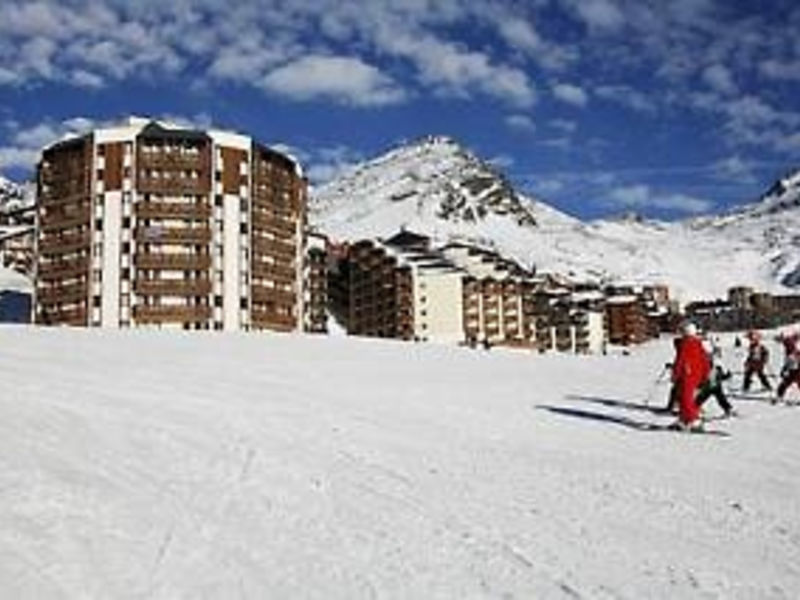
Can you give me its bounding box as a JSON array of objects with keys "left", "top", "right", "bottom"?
[{"left": 672, "top": 335, "right": 710, "bottom": 384}]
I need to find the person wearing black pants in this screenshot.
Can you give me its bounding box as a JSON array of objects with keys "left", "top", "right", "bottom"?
[
  {"left": 743, "top": 332, "right": 772, "bottom": 392},
  {"left": 697, "top": 365, "right": 734, "bottom": 417}
]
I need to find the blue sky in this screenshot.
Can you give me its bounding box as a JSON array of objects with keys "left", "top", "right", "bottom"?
[{"left": 0, "top": 0, "right": 798, "bottom": 220}]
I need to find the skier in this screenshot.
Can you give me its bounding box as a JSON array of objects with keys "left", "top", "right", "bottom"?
[
  {"left": 696, "top": 341, "right": 735, "bottom": 417},
  {"left": 777, "top": 329, "right": 799, "bottom": 368},
  {"left": 671, "top": 322, "right": 711, "bottom": 431},
  {"left": 775, "top": 333, "right": 800, "bottom": 404},
  {"left": 742, "top": 330, "right": 771, "bottom": 393}
]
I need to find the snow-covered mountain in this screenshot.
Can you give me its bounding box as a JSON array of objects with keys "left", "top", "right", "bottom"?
[
  {"left": 0, "top": 175, "right": 34, "bottom": 215},
  {"left": 311, "top": 137, "right": 800, "bottom": 302}
]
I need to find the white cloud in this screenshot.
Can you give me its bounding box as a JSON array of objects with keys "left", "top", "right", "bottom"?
[
  {"left": 505, "top": 114, "right": 536, "bottom": 133},
  {"left": 552, "top": 83, "right": 588, "bottom": 107},
  {"left": 70, "top": 70, "right": 105, "bottom": 88},
  {"left": 595, "top": 85, "right": 657, "bottom": 114},
  {"left": 488, "top": 154, "right": 515, "bottom": 170},
  {"left": 702, "top": 64, "right": 736, "bottom": 95},
  {"left": 373, "top": 29, "right": 536, "bottom": 107},
  {"left": 539, "top": 137, "right": 572, "bottom": 151},
  {"left": 549, "top": 118, "right": 577, "bottom": 133},
  {"left": 532, "top": 178, "right": 565, "bottom": 195},
  {"left": 261, "top": 55, "right": 406, "bottom": 106},
  {"left": 0, "top": 147, "right": 40, "bottom": 171},
  {"left": 759, "top": 59, "right": 800, "bottom": 81},
  {"left": 608, "top": 184, "right": 712, "bottom": 214},
  {"left": 276, "top": 143, "right": 364, "bottom": 184},
  {"left": 563, "top": 0, "right": 625, "bottom": 32},
  {"left": 712, "top": 156, "right": 756, "bottom": 183}
]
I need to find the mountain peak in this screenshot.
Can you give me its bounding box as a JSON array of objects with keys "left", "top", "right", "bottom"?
[{"left": 311, "top": 135, "right": 540, "bottom": 243}]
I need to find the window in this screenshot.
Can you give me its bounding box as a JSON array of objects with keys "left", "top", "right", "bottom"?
[{"left": 214, "top": 296, "right": 223, "bottom": 307}]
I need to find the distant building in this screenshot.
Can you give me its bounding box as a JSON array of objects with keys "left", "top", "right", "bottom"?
[
  {"left": 685, "top": 286, "right": 800, "bottom": 332},
  {"left": 329, "top": 229, "right": 612, "bottom": 353},
  {"left": 34, "top": 118, "right": 307, "bottom": 332},
  {"left": 728, "top": 286, "right": 754, "bottom": 310},
  {"left": 605, "top": 295, "right": 650, "bottom": 345},
  {"left": 303, "top": 230, "right": 328, "bottom": 334}
]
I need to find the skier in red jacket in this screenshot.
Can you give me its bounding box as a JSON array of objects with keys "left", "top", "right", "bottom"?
[{"left": 671, "top": 322, "right": 711, "bottom": 430}]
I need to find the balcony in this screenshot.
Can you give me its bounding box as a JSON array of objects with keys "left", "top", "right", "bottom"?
[
  {"left": 135, "top": 201, "right": 211, "bottom": 220},
  {"left": 37, "top": 257, "right": 90, "bottom": 280},
  {"left": 251, "top": 309, "right": 297, "bottom": 332},
  {"left": 138, "top": 152, "right": 205, "bottom": 170},
  {"left": 134, "top": 279, "right": 212, "bottom": 297},
  {"left": 134, "top": 253, "right": 211, "bottom": 270},
  {"left": 251, "top": 285, "right": 296, "bottom": 305},
  {"left": 39, "top": 191, "right": 90, "bottom": 208},
  {"left": 137, "top": 176, "right": 209, "bottom": 195},
  {"left": 40, "top": 307, "right": 87, "bottom": 326},
  {"left": 39, "top": 232, "right": 91, "bottom": 256},
  {"left": 251, "top": 211, "right": 297, "bottom": 236},
  {"left": 135, "top": 226, "right": 212, "bottom": 245},
  {"left": 37, "top": 282, "right": 88, "bottom": 304},
  {"left": 39, "top": 207, "right": 92, "bottom": 232},
  {"left": 133, "top": 305, "right": 211, "bottom": 323},
  {"left": 251, "top": 261, "right": 297, "bottom": 282},
  {"left": 252, "top": 237, "right": 296, "bottom": 260}
]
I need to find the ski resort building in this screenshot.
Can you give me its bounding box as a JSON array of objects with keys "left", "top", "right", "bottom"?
[
  {"left": 303, "top": 230, "right": 328, "bottom": 334},
  {"left": 605, "top": 295, "right": 650, "bottom": 345},
  {"left": 328, "top": 231, "right": 609, "bottom": 350},
  {"left": 34, "top": 118, "right": 307, "bottom": 331}
]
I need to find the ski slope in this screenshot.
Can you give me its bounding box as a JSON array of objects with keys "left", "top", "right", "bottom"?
[{"left": 1, "top": 326, "right": 800, "bottom": 598}]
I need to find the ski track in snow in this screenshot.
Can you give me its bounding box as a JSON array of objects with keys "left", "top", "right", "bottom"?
[{"left": 1, "top": 326, "right": 800, "bottom": 598}]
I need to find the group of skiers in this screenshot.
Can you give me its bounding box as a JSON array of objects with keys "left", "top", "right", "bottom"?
[{"left": 667, "top": 323, "right": 800, "bottom": 431}]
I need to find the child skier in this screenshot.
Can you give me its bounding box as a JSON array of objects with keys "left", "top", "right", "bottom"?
[
  {"left": 775, "top": 338, "right": 800, "bottom": 404},
  {"left": 743, "top": 330, "right": 771, "bottom": 392},
  {"left": 696, "top": 341, "right": 734, "bottom": 417}
]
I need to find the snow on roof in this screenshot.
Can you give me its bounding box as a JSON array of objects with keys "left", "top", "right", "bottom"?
[
  {"left": 571, "top": 290, "right": 605, "bottom": 302},
  {"left": 605, "top": 294, "right": 640, "bottom": 304}
]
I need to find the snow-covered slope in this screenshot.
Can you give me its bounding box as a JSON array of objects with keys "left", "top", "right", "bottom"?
[
  {"left": 0, "top": 175, "right": 34, "bottom": 215},
  {"left": 311, "top": 138, "right": 800, "bottom": 301},
  {"left": 312, "top": 136, "right": 565, "bottom": 250},
  {"left": 1, "top": 326, "right": 799, "bottom": 597}
]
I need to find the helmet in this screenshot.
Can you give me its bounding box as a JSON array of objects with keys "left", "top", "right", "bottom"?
[{"left": 683, "top": 322, "right": 697, "bottom": 336}]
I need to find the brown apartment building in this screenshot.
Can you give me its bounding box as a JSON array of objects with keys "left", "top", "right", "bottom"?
[{"left": 35, "top": 118, "right": 307, "bottom": 331}]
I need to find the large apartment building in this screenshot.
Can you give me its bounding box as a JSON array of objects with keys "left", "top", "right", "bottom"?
[{"left": 34, "top": 118, "right": 307, "bottom": 331}]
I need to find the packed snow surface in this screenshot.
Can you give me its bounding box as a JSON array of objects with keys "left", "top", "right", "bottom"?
[{"left": 2, "top": 326, "right": 800, "bottom": 598}]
